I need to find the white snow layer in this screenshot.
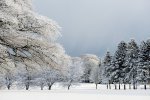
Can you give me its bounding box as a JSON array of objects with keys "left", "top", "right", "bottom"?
[{"left": 0, "top": 83, "right": 149, "bottom": 100}]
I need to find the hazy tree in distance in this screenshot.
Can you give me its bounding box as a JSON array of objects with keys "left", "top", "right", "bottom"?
[{"left": 90, "top": 59, "right": 101, "bottom": 89}]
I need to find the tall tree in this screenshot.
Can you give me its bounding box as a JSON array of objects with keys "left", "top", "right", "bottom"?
[
  {"left": 124, "top": 39, "right": 139, "bottom": 89},
  {"left": 102, "top": 51, "right": 112, "bottom": 89},
  {"left": 137, "top": 39, "right": 150, "bottom": 89},
  {"left": 0, "top": 0, "right": 70, "bottom": 89},
  {"left": 111, "top": 41, "right": 127, "bottom": 89}
]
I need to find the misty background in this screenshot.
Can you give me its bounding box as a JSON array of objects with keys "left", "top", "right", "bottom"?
[{"left": 33, "top": 0, "right": 150, "bottom": 57}]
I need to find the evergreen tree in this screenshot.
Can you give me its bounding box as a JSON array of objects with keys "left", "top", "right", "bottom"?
[
  {"left": 102, "top": 51, "right": 112, "bottom": 89},
  {"left": 124, "top": 39, "right": 139, "bottom": 89},
  {"left": 111, "top": 41, "right": 127, "bottom": 89},
  {"left": 137, "top": 39, "right": 150, "bottom": 89}
]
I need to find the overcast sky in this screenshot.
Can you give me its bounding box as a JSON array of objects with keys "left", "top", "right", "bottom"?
[{"left": 33, "top": 0, "right": 150, "bottom": 57}]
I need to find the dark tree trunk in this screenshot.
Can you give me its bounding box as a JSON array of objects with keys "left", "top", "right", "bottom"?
[
  {"left": 7, "top": 85, "right": 11, "bottom": 90},
  {"left": 144, "top": 84, "right": 147, "bottom": 90},
  {"left": 115, "top": 84, "right": 117, "bottom": 90},
  {"left": 48, "top": 85, "right": 52, "bottom": 90},
  {"left": 107, "top": 84, "right": 108, "bottom": 89},
  {"left": 68, "top": 85, "right": 71, "bottom": 90},
  {"left": 119, "top": 83, "right": 121, "bottom": 90},
  {"left": 25, "top": 84, "right": 29, "bottom": 90},
  {"left": 124, "top": 84, "right": 126, "bottom": 90}
]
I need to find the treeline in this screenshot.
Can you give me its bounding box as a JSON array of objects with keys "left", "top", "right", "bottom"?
[
  {"left": 0, "top": 39, "right": 149, "bottom": 90},
  {"left": 100, "top": 39, "right": 150, "bottom": 90}
]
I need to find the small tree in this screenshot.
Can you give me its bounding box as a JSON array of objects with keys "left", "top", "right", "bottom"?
[
  {"left": 45, "top": 68, "right": 62, "bottom": 90},
  {"left": 90, "top": 61, "right": 101, "bottom": 89},
  {"left": 81, "top": 54, "right": 100, "bottom": 83},
  {"left": 15, "top": 62, "right": 36, "bottom": 90},
  {"left": 63, "top": 57, "right": 83, "bottom": 90}
]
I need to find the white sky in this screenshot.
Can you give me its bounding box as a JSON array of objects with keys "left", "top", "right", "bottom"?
[{"left": 33, "top": 0, "right": 150, "bottom": 57}]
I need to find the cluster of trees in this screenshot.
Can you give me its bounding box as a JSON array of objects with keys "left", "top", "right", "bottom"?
[
  {"left": 0, "top": 0, "right": 149, "bottom": 90},
  {"left": 0, "top": 0, "right": 97, "bottom": 90},
  {"left": 0, "top": 0, "right": 71, "bottom": 90},
  {"left": 101, "top": 39, "right": 150, "bottom": 90}
]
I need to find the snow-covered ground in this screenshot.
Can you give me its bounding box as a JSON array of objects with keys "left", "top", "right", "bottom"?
[{"left": 0, "top": 83, "right": 150, "bottom": 100}]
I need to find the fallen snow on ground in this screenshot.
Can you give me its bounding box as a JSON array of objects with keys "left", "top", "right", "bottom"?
[{"left": 0, "top": 83, "right": 150, "bottom": 100}]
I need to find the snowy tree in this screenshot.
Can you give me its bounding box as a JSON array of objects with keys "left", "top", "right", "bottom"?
[
  {"left": 0, "top": 0, "right": 70, "bottom": 90},
  {"left": 15, "top": 62, "right": 37, "bottom": 90},
  {"left": 90, "top": 60, "right": 101, "bottom": 89},
  {"left": 81, "top": 54, "right": 100, "bottom": 83},
  {"left": 102, "top": 51, "right": 112, "bottom": 89},
  {"left": 63, "top": 57, "right": 83, "bottom": 90},
  {"left": 137, "top": 39, "right": 150, "bottom": 89},
  {"left": 111, "top": 41, "right": 127, "bottom": 89},
  {"left": 124, "top": 39, "right": 139, "bottom": 89},
  {"left": 44, "top": 68, "right": 62, "bottom": 90}
]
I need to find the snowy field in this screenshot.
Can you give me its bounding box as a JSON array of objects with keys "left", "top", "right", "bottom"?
[{"left": 0, "top": 83, "right": 150, "bottom": 100}]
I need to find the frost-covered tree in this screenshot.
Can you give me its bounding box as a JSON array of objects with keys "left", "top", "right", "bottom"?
[
  {"left": 33, "top": 55, "right": 70, "bottom": 90},
  {"left": 15, "top": 62, "right": 37, "bottom": 90},
  {"left": 63, "top": 57, "right": 83, "bottom": 90},
  {"left": 0, "top": 0, "right": 69, "bottom": 90},
  {"left": 137, "top": 39, "right": 150, "bottom": 89},
  {"left": 44, "top": 68, "right": 62, "bottom": 90},
  {"left": 124, "top": 39, "right": 139, "bottom": 89},
  {"left": 111, "top": 41, "right": 127, "bottom": 89},
  {"left": 102, "top": 51, "right": 112, "bottom": 89},
  {"left": 90, "top": 60, "right": 101, "bottom": 89},
  {"left": 81, "top": 54, "right": 100, "bottom": 83}
]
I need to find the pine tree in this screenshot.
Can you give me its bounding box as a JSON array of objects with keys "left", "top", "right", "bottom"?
[
  {"left": 111, "top": 41, "right": 127, "bottom": 89},
  {"left": 102, "top": 51, "right": 112, "bottom": 89},
  {"left": 124, "top": 39, "right": 139, "bottom": 89},
  {"left": 137, "top": 39, "right": 150, "bottom": 89}
]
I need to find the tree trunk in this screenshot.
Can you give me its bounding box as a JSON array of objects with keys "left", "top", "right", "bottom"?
[
  {"left": 119, "top": 83, "right": 121, "bottom": 90},
  {"left": 129, "top": 84, "right": 131, "bottom": 89},
  {"left": 7, "top": 85, "right": 10, "bottom": 90},
  {"left": 133, "top": 84, "right": 136, "bottom": 90},
  {"left": 109, "top": 83, "right": 111, "bottom": 89},
  {"left": 124, "top": 84, "right": 126, "bottom": 90},
  {"left": 25, "top": 85, "right": 29, "bottom": 90},
  {"left": 144, "top": 84, "right": 147, "bottom": 90},
  {"left": 48, "top": 85, "right": 52, "bottom": 90},
  {"left": 96, "top": 84, "right": 98, "bottom": 89},
  {"left": 41, "top": 85, "right": 44, "bottom": 90},
  {"left": 115, "top": 84, "right": 117, "bottom": 90},
  {"left": 107, "top": 84, "right": 108, "bottom": 89},
  {"left": 68, "top": 85, "right": 71, "bottom": 90},
  {"left": 135, "top": 83, "right": 138, "bottom": 89}
]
